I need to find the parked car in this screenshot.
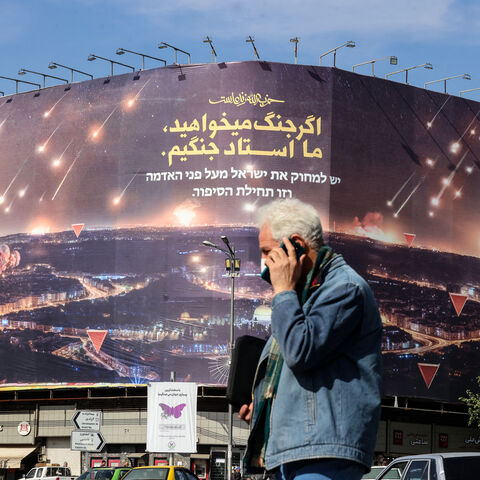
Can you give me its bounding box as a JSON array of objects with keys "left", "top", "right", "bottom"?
[
  {"left": 376, "top": 452, "right": 480, "bottom": 480},
  {"left": 76, "top": 468, "right": 131, "bottom": 480},
  {"left": 24, "top": 466, "right": 74, "bottom": 480},
  {"left": 362, "top": 466, "right": 385, "bottom": 479},
  {"left": 121, "top": 466, "right": 199, "bottom": 480}
]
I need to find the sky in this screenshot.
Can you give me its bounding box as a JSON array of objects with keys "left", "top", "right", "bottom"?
[{"left": 1, "top": 0, "right": 480, "bottom": 96}]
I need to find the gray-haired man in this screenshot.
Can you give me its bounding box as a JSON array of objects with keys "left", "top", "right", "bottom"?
[{"left": 239, "top": 198, "right": 382, "bottom": 480}]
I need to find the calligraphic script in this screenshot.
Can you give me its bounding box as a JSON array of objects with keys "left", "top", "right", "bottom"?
[{"left": 209, "top": 92, "right": 285, "bottom": 107}]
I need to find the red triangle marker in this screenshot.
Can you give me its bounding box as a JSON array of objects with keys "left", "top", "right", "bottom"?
[
  {"left": 72, "top": 224, "right": 84, "bottom": 238},
  {"left": 449, "top": 293, "right": 468, "bottom": 316},
  {"left": 87, "top": 330, "right": 108, "bottom": 353},
  {"left": 404, "top": 233, "right": 416, "bottom": 248},
  {"left": 418, "top": 363, "right": 440, "bottom": 389}
]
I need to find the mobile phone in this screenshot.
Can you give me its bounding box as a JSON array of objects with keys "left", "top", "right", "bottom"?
[{"left": 260, "top": 238, "right": 306, "bottom": 284}]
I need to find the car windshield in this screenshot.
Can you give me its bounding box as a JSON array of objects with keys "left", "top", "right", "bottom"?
[
  {"left": 77, "top": 471, "right": 116, "bottom": 480},
  {"left": 443, "top": 457, "right": 480, "bottom": 480},
  {"left": 123, "top": 469, "right": 169, "bottom": 480}
]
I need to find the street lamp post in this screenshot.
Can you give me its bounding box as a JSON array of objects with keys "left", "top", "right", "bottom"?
[
  {"left": 459, "top": 87, "right": 480, "bottom": 97},
  {"left": 202, "top": 237, "right": 240, "bottom": 480},
  {"left": 352, "top": 56, "right": 398, "bottom": 77},
  {"left": 203, "top": 36, "right": 218, "bottom": 63},
  {"left": 116, "top": 48, "right": 166, "bottom": 70},
  {"left": 48, "top": 62, "right": 93, "bottom": 83},
  {"left": 18, "top": 68, "right": 68, "bottom": 88},
  {"left": 319, "top": 40, "right": 355, "bottom": 67},
  {"left": 0, "top": 75, "right": 41, "bottom": 94},
  {"left": 424, "top": 74, "right": 470, "bottom": 94},
  {"left": 158, "top": 42, "right": 191, "bottom": 65},
  {"left": 385, "top": 62, "right": 433, "bottom": 84},
  {"left": 246, "top": 36, "right": 260, "bottom": 59},
  {"left": 290, "top": 37, "right": 299, "bottom": 64},
  {"left": 88, "top": 54, "right": 135, "bottom": 76}
]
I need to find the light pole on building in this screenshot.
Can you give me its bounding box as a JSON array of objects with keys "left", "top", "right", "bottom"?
[
  {"left": 319, "top": 40, "right": 355, "bottom": 67},
  {"left": 385, "top": 62, "right": 433, "bottom": 84},
  {"left": 352, "top": 55, "right": 398, "bottom": 77},
  {"left": 424, "top": 74, "right": 471, "bottom": 94},
  {"left": 202, "top": 237, "right": 240, "bottom": 480}
]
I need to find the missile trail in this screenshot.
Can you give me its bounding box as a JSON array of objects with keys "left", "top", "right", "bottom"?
[
  {"left": 38, "top": 122, "right": 63, "bottom": 151},
  {"left": 39, "top": 191, "right": 46, "bottom": 202},
  {"left": 43, "top": 93, "right": 68, "bottom": 118},
  {"left": 0, "top": 115, "right": 10, "bottom": 129},
  {"left": 394, "top": 177, "right": 425, "bottom": 217},
  {"left": 113, "top": 174, "right": 138, "bottom": 205},
  {"left": 427, "top": 96, "right": 451, "bottom": 128},
  {"left": 4, "top": 197, "right": 15, "bottom": 213},
  {"left": 387, "top": 172, "right": 415, "bottom": 206},
  {"left": 92, "top": 106, "right": 118, "bottom": 139},
  {"left": 432, "top": 151, "right": 468, "bottom": 204},
  {"left": 120, "top": 174, "right": 137, "bottom": 197},
  {"left": 1, "top": 168, "right": 22, "bottom": 199},
  {"left": 51, "top": 149, "right": 82, "bottom": 200},
  {"left": 55, "top": 139, "right": 73, "bottom": 164}
]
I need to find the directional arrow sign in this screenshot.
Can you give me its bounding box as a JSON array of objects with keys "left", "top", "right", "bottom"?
[
  {"left": 71, "top": 410, "right": 102, "bottom": 431},
  {"left": 71, "top": 431, "right": 105, "bottom": 452}
]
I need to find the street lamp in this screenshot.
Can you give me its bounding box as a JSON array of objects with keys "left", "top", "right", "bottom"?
[
  {"left": 18, "top": 68, "right": 68, "bottom": 88},
  {"left": 0, "top": 75, "right": 41, "bottom": 94},
  {"left": 203, "top": 36, "right": 218, "bottom": 63},
  {"left": 246, "top": 36, "right": 260, "bottom": 59},
  {"left": 48, "top": 62, "right": 93, "bottom": 83},
  {"left": 87, "top": 54, "right": 135, "bottom": 76},
  {"left": 352, "top": 56, "right": 398, "bottom": 77},
  {"left": 385, "top": 62, "right": 433, "bottom": 84},
  {"left": 202, "top": 237, "right": 240, "bottom": 480},
  {"left": 290, "top": 37, "right": 299, "bottom": 64},
  {"left": 116, "top": 48, "right": 166, "bottom": 70},
  {"left": 459, "top": 87, "right": 480, "bottom": 97},
  {"left": 319, "top": 40, "right": 355, "bottom": 67},
  {"left": 158, "top": 42, "right": 191, "bottom": 65},
  {"left": 424, "top": 74, "right": 470, "bottom": 94}
]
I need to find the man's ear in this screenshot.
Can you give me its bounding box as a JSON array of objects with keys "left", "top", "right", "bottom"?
[{"left": 290, "top": 233, "right": 308, "bottom": 250}]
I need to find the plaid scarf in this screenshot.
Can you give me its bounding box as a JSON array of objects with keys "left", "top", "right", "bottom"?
[{"left": 244, "top": 246, "right": 337, "bottom": 470}]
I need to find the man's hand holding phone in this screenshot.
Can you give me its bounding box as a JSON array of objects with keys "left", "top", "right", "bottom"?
[{"left": 264, "top": 237, "right": 306, "bottom": 295}]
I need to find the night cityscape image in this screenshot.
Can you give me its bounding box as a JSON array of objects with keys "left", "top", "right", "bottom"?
[{"left": 0, "top": 62, "right": 479, "bottom": 403}]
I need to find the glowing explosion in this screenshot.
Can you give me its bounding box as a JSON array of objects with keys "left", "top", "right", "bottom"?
[{"left": 0, "top": 244, "right": 21, "bottom": 273}]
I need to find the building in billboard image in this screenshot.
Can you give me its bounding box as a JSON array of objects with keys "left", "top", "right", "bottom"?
[{"left": 0, "top": 61, "right": 480, "bottom": 477}]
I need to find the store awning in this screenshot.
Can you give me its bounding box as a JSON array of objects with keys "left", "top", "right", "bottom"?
[
  {"left": 127, "top": 453, "right": 147, "bottom": 458},
  {"left": 0, "top": 446, "right": 37, "bottom": 469},
  {"left": 190, "top": 454, "right": 210, "bottom": 459}
]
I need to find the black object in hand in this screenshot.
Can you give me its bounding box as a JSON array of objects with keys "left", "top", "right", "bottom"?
[
  {"left": 260, "top": 238, "right": 306, "bottom": 284},
  {"left": 226, "top": 335, "right": 267, "bottom": 409}
]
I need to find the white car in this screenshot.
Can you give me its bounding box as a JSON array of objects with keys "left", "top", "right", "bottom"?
[{"left": 24, "top": 466, "right": 74, "bottom": 480}]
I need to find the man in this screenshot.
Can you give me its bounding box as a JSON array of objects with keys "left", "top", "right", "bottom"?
[{"left": 239, "top": 199, "right": 382, "bottom": 480}]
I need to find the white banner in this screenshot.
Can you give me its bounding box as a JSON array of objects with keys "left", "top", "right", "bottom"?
[{"left": 147, "top": 382, "right": 197, "bottom": 453}]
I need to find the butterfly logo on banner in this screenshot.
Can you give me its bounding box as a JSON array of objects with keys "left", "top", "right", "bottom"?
[{"left": 159, "top": 403, "right": 187, "bottom": 419}]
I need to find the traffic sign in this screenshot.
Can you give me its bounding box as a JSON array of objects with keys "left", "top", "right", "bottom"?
[
  {"left": 71, "top": 410, "right": 102, "bottom": 431},
  {"left": 71, "top": 431, "right": 106, "bottom": 452}
]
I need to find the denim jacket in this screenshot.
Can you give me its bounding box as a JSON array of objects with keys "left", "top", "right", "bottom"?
[{"left": 251, "top": 255, "right": 382, "bottom": 471}]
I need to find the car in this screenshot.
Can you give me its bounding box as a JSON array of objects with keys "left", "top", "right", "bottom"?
[
  {"left": 25, "top": 466, "right": 74, "bottom": 480},
  {"left": 76, "top": 468, "right": 131, "bottom": 480},
  {"left": 121, "top": 466, "right": 199, "bottom": 480},
  {"left": 376, "top": 452, "right": 480, "bottom": 480},
  {"left": 362, "top": 466, "right": 402, "bottom": 479}
]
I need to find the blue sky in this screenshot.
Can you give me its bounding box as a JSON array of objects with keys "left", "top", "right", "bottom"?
[{"left": 1, "top": 0, "right": 480, "bottom": 96}]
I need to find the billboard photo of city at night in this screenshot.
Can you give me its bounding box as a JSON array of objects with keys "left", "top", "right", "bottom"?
[{"left": 0, "top": 61, "right": 479, "bottom": 403}]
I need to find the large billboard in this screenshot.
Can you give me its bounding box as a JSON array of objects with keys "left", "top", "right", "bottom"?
[{"left": 0, "top": 61, "right": 478, "bottom": 402}]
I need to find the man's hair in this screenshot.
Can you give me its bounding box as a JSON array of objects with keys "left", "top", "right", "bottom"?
[{"left": 255, "top": 198, "right": 324, "bottom": 251}]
